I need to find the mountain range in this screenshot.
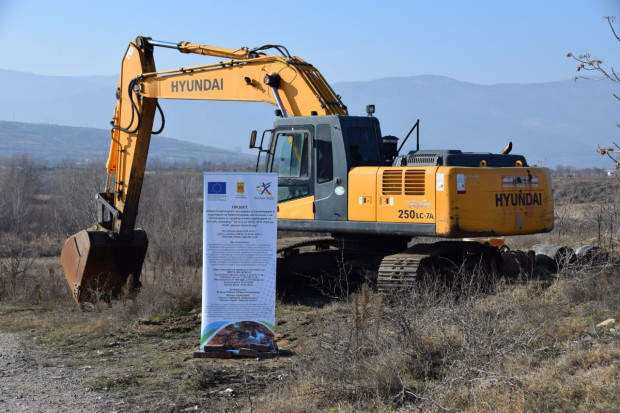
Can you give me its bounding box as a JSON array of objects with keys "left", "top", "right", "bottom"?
[
  {"left": 0, "top": 121, "right": 252, "bottom": 166},
  {"left": 1, "top": 68, "right": 618, "bottom": 168}
]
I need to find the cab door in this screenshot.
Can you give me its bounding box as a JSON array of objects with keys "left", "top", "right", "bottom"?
[
  {"left": 313, "top": 123, "right": 348, "bottom": 220},
  {"left": 270, "top": 129, "right": 312, "bottom": 201}
]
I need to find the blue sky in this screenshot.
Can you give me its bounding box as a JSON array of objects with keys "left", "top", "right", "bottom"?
[{"left": 1, "top": 0, "right": 620, "bottom": 84}]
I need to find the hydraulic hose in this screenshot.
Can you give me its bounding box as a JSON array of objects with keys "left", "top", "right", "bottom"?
[{"left": 110, "top": 78, "right": 165, "bottom": 135}]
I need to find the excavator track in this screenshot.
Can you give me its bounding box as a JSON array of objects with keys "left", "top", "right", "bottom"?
[
  {"left": 377, "top": 252, "right": 429, "bottom": 292},
  {"left": 277, "top": 238, "right": 502, "bottom": 294},
  {"left": 277, "top": 237, "right": 340, "bottom": 257},
  {"left": 376, "top": 241, "right": 502, "bottom": 294},
  {"left": 276, "top": 237, "right": 568, "bottom": 296}
]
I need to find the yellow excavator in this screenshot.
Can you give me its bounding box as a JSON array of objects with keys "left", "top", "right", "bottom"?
[{"left": 61, "top": 36, "right": 554, "bottom": 304}]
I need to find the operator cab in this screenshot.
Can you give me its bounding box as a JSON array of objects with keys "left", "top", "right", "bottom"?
[{"left": 251, "top": 114, "right": 387, "bottom": 221}]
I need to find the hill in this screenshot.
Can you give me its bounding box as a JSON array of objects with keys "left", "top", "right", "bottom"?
[
  {"left": 335, "top": 75, "right": 619, "bottom": 168},
  {"left": 1, "top": 68, "right": 619, "bottom": 167},
  {"left": 0, "top": 121, "right": 253, "bottom": 165}
]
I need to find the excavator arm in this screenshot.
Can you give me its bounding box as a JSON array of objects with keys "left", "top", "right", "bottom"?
[
  {"left": 61, "top": 36, "right": 347, "bottom": 304},
  {"left": 108, "top": 37, "right": 347, "bottom": 232}
]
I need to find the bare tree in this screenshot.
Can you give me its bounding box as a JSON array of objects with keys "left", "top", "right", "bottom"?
[
  {"left": 597, "top": 143, "right": 620, "bottom": 178},
  {"left": 51, "top": 160, "right": 103, "bottom": 236},
  {"left": 568, "top": 17, "right": 620, "bottom": 84},
  {"left": 0, "top": 156, "right": 40, "bottom": 234},
  {"left": 568, "top": 16, "right": 620, "bottom": 177}
]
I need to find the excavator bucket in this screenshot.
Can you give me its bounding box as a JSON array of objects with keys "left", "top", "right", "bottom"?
[{"left": 61, "top": 229, "right": 148, "bottom": 305}]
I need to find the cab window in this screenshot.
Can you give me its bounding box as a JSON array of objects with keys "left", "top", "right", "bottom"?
[
  {"left": 316, "top": 124, "right": 333, "bottom": 183},
  {"left": 271, "top": 131, "right": 310, "bottom": 201},
  {"left": 272, "top": 132, "right": 308, "bottom": 177},
  {"left": 347, "top": 127, "right": 380, "bottom": 166}
]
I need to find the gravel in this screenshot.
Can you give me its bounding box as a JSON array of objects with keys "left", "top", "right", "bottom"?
[{"left": 0, "top": 329, "right": 119, "bottom": 413}]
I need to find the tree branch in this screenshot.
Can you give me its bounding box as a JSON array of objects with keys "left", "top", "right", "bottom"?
[{"left": 606, "top": 16, "right": 620, "bottom": 42}]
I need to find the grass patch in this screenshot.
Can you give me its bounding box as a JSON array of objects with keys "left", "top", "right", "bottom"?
[{"left": 90, "top": 372, "right": 144, "bottom": 391}]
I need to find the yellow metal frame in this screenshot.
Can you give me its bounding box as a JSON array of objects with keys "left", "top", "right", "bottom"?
[{"left": 277, "top": 196, "right": 314, "bottom": 220}]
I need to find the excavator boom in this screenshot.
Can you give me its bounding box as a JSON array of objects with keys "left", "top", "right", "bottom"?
[{"left": 61, "top": 36, "right": 347, "bottom": 304}]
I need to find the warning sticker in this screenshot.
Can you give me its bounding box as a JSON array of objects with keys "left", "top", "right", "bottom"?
[
  {"left": 502, "top": 175, "right": 538, "bottom": 188},
  {"left": 436, "top": 173, "right": 444, "bottom": 191},
  {"left": 457, "top": 174, "right": 466, "bottom": 194}
]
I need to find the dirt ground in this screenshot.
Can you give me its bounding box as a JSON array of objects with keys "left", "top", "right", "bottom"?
[
  {"left": 0, "top": 296, "right": 325, "bottom": 413},
  {"left": 0, "top": 328, "right": 117, "bottom": 412}
]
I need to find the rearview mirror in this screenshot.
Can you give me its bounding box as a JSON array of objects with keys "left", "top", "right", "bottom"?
[{"left": 249, "top": 130, "right": 257, "bottom": 149}]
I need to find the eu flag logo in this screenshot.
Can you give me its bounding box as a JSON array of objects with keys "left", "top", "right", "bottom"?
[{"left": 207, "top": 182, "right": 226, "bottom": 194}]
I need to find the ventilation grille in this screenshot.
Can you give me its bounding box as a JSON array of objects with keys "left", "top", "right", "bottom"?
[
  {"left": 393, "top": 154, "right": 440, "bottom": 167},
  {"left": 382, "top": 170, "right": 402, "bottom": 195},
  {"left": 408, "top": 154, "right": 439, "bottom": 166},
  {"left": 404, "top": 170, "right": 425, "bottom": 195}
]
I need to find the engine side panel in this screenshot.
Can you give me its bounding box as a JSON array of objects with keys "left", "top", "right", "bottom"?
[
  {"left": 345, "top": 165, "right": 553, "bottom": 238},
  {"left": 347, "top": 167, "right": 378, "bottom": 221},
  {"left": 435, "top": 166, "right": 554, "bottom": 237}
]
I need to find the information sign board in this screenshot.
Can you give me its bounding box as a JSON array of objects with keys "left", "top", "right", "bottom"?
[{"left": 200, "top": 172, "right": 278, "bottom": 352}]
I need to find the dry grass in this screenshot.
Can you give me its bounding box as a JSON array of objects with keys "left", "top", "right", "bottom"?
[
  {"left": 0, "top": 164, "right": 619, "bottom": 411},
  {"left": 250, "top": 259, "right": 620, "bottom": 412},
  {"left": 0, "top": 257, "right": 618, "bottom": 412}
]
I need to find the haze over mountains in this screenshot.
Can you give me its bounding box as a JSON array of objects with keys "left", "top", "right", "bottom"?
[
  {"left": 1, "top": 68, "right": 618, "bottom": 168},
  {"left": 0, "top": 121, "right": 252, "bottom": 166}
]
